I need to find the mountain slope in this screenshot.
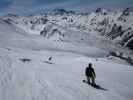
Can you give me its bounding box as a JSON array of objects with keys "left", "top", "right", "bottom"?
[
  {"left": 2, "top": 8, "right": 133, "bottom": 49},
  {"left": 0, "top": 42, "right": 133, "bottom": 100},
  {"left": 0, "top": 9, "right": 133, "bottom": 100}
]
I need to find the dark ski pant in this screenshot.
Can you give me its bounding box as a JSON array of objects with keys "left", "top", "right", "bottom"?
[{"left": 87, "top": 76, "right": 96, "bottom": 85}]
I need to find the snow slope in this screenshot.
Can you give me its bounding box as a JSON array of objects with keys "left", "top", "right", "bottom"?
[
  {"left": 0, "top": 47, "right": 133, "bottom": 100},
  {"left": 0, "top": 15, "right": 133, "bottom": 100}
]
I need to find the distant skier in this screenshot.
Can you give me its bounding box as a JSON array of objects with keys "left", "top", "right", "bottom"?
[
  {"left": 85, "top": 63, "right": 96, "bottom": 85},
  {"left": 48, "top": 56, "right": 52, "bottom": 61}
]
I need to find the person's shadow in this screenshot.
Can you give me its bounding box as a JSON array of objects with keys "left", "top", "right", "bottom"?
[
  {"left": 83, "top": 80, "right": 108, "bottom": 91},
  {"left": 90, "top": 83, "right": 108, "bottom": 91}
]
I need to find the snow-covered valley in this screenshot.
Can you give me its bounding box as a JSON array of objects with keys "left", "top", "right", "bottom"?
[{"left": 0, "top": 8, "right": 133, "bottom": 100}]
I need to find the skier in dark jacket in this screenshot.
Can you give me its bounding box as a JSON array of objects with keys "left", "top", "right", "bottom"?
[{"left": 85, "top": 63, "right": 96, "bottom": 85}]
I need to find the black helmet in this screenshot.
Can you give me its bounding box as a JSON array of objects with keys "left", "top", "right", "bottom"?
[{"left": 88, "top": 63, "right": 92, "bottom": 68}]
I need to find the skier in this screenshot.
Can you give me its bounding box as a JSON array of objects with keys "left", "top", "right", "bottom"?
[
  {"left": 85, "top": 63, "right": 96, "bottom": 85},
  {"left": 48, "top": 56, "right": 52, "bottom": 61}
]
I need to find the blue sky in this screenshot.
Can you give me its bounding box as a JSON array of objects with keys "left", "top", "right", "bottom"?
[{"left": 0, "top": 0, "right": 133, "bottom": 15}]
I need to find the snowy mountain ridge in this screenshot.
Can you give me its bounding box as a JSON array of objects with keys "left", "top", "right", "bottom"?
[
  {"left": 1, "top": 8, "right": 133, "bottom": 50},
  {"left": 1, "top": 8, "right": 133, "bottom": 52}
]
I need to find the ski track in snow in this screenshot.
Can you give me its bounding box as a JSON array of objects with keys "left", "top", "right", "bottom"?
[
  {"left": 0, "top": 46, "right": 133, "bottom": 100},
  {"left": 0, "top": 20, "right": 133, "bottom": 100}
]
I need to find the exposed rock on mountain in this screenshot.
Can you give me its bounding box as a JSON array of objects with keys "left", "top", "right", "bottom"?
[{"left": 2, "top": 8, "right": 133, "bottom": 49}]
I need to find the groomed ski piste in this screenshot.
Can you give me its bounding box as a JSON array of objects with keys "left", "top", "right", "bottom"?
[{"left": 0, "top": 18, "right": 133, "bottom": 100}]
